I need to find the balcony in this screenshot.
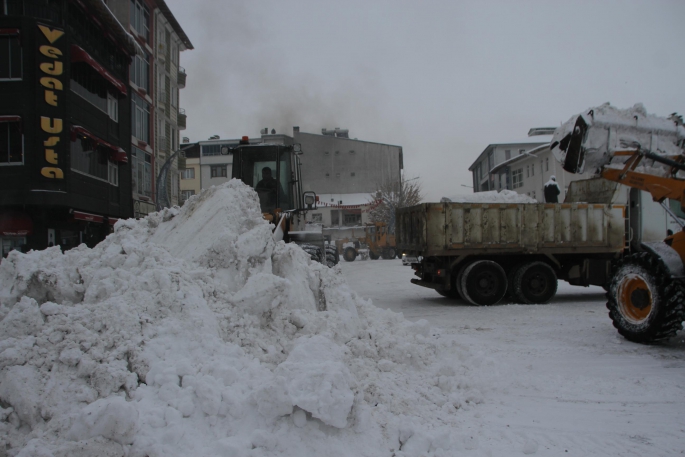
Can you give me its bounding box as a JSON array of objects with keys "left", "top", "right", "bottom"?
[
  {"left": 177, "top": 67, "right": 187, "bottom": 88},
  {"left": 177, "top": 108, "right": 187, "bottom": 130}
]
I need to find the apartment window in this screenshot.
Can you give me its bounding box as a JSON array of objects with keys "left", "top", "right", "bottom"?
[
  {"left": 526, "top": 165, "right": 529, "bottom": 178},
  {"left": 181, "top": 189, "right": 195, "bottom": 201},
  {"left": 546, "top": 157, "right": 549, "bottom": 171},
  {"left": 71, "top": 62, "right": 115, "bottom": 114},
  {"left": 131, "top": 92, "right": 150, "bottom": 143},
  {"left": 505, "top": 149, "right": 511, "bottom": 160},
  {"left": 130, "top": 51, "right": 149, "bottom": 91},
  {"left": 108, "top": 161, "right": 118, "bottom": 186},
  {"left": 531, "top": 163, "right": 534, "bottom": 176},
  {"left": 210, "top": 165, "right": 227, "bottom": 178},
  {"left": 202, "top": 144, "right": 230, "bottom": 156},
  {"left": 0, "top": 119, "right": 23, "bottom": 164},
  {"left": 181, "top": 168, "right": 195, "bottom": 179},
  {"left": 70, "top": 136, "right": 111, "bottom": 181},
  {"left": 532, "top": 191, "right": 536, "bottom": 200},
  {"left": 130, "top": 0, "right": 150, "bottom": 41},
  {"left": 132, "top": 146, "right": 152, "bottom": 197},
  {"left": 311, "top": 213, "right": 322, "bottom": 223},
  {"left": 343, "top": 213, "right": 362, "bottom": 226},
  {"left": 512, "top": 168, "right": 523, "bottom": 189},
  {"left": 0, "top": 32, "right": 21, "bottom": 80},
  {"left": 107, "top": 93, "right": 118, "bottom": 122}
]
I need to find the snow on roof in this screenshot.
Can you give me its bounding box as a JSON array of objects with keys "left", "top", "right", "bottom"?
[{"left": 0, "top": 179, "right": 480, "bottom": 456}]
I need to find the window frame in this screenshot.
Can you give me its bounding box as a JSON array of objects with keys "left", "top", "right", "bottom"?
[
  {"left": 0, "top": 32, "right": 22, "bottom": 81},
  {"left": 210, "top": 165, "right": 227, "bottom": 178},
  {"left": 181, "top": 168, "right": 195, "bottom": 179},
  {"left": 0, "top": 119, "right": 23, "bottom": 165}
]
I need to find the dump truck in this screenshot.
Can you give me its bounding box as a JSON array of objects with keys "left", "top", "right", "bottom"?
[{"left": 396, "top": 199, "right": 626, "bottom": 306}]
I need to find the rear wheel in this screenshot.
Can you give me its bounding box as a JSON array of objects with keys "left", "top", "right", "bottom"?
[
  {"left": 460, "top": 260, "right": 507, "bottom": 306},
  {"left": 369, "top": 250, "right": 380, "bottom": 260},
  {"left": 301, "top": 244, "right": 323, "bottom": 263},
  {"left": 512, "top": 261, "right": 557, "bottom": 304},
  {"left": 343, "top": 247, "right": 357, "bottom": 262},
  {"left": 325, "top": 245, "right": 339, "bottom": 267},
  {"left": 607, "top": 252, "right": 685, "bottom": 343},
  {"left": 382, "top": 248, "right": 396, "bottom": 260}
]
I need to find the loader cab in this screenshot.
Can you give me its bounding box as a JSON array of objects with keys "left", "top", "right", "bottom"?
[{"left": 229, "top": 141, "right": 306, "bottom": 214}]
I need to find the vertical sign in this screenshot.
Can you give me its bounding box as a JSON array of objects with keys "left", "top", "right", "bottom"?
[{"left": 36, "top": 24, "right": 65, "bottom": 183}]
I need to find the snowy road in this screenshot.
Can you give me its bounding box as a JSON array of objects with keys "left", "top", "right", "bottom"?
[{"left": 341, "top": 259, "right": 685, "bottom": 456}]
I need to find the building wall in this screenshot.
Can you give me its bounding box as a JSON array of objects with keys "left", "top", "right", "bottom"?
[
  {"left": 180, "top": 157, "right": 200, "bottom": 197},
  {"left": 470, "top": 142, "right": 546, "bottom": 192}
]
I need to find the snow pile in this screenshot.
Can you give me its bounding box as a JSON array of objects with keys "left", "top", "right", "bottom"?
[
  {"left": 550, "top": 102, "right": 685, "bottom": 175},
  {"left": 0, "top": 180, "right": 486, "bottom": 457},
  {"left": 441, "top": 189, "right": 537, "bottom": 203}
]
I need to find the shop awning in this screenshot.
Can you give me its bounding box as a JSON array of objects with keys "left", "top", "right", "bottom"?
[
  {"left": 70, "top": 45, "right": 127, "bottom": 96},
  {"left": 0, "top": 211, "right": 33, "bottom": 236},
  {"left": 0, "top": 115, "right": 21, "bottom": 123},
  {"left": 72, "top": 211, "right": 104, "bottom": 223},
  {"left": 0, "top": 29, "right": 20, "bottom": 35},
  {"left": 71, "top": 125, "right": 128, "bottom": 163},
  {"left": 108, "top": 217, "right": 119, "bottom": 226}
]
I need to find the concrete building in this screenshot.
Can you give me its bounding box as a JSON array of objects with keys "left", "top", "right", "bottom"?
[{"left": 108, "top": 0, "right": 193, "bottom": 217}]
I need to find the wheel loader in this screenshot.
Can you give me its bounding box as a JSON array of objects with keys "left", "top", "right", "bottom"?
[
  {"left": 550, "top": 104, "right": 685, "bottom": 343},
  {"left": 225, "top": 137, "right": 338, "bottom": 267},
  {"left": 335, "top": 222, "right": 398, "bottom": 262}
]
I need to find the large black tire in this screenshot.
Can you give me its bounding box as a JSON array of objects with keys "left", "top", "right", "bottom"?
[
  {"left": 301, "top": 244, "right": 323, "bottom": 263},
  {"left": 343, "top": 247, "right": 357, "bottom": 262},
  {"left": 512, "top": 261, "right": 558, "bottom": 304},
  {"left": 325, "top": 245, "right": 339, "bottom": 267},
  {"left": 455, "top": 263, "right": 468, "bottom": 300},
  {"left": 382, "top": 248, "right": 397, "bottom": 260},
  {"left": 460, "top": 260, "right": 508, "bottom": 306},
  {"left": 606, "top": 252, "right": 685, "bottom": 343},
  {"left": 505, "top": 263, "right": 525, "bottom": 302},
  {"left": 369, "top": 250, "right": 380, "bottom": 260}
]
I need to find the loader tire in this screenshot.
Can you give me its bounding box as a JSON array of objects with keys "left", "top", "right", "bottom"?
[
  {"left": 369, "top": 250, "right": 380, "bottom": 260},
  {"left": 325, "top": 245, "right": 339, "bottom": 267},
  {"left": 512, "top": 261, "right": 557, "bottom": 304},
  {"left": 606, "top": 252, "right": 685, "bottom": 343},
  {"left": 343, "top": 247, "right": 357, "bottom": 262},
  {"left": 382, "top": 248, "right": 397, "bottom": 260},
  {"left": 301, "top": 244, "right": 323, "bottom": 263},
  {"left": 460, "top": 260, "right": 507, "bottom": 306}
]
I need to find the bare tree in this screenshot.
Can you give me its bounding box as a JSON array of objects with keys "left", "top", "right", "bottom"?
[{"left": 368, "top": 177, "right": 423, "bottom": 233}]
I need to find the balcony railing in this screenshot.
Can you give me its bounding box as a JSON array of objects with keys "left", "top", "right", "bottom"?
[
  {"left": 177, "top": 66, "right": 186, "bottom": 88},
  {"left": 177, "top": 108, "right": 187, "bottom": 130}
]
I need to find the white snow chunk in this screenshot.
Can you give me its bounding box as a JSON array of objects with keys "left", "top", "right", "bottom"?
[{"left": 67, "top": 396, "right": 138, "bottom": 445}]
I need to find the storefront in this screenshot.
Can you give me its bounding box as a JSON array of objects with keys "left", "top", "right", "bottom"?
[{"left": 0, "top": 211, "right": 33, "bottom": 256}]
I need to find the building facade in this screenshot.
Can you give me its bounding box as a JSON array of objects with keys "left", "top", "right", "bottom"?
[{"left": 0, "top": 0, "right": 137, "bottom": 253}]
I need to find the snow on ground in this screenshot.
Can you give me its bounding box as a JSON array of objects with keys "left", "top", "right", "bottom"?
[
  {"left": 341, "top": 259, "right": 685, "bottom": 457},
  {"left": 0, "top": 180, "right": 487, "bottom": 457}
]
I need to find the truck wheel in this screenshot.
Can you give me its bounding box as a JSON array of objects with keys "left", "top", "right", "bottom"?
[
  {"left": 606, "top": 252, "right": 685, "bottom": 343},
  {"left": 460, "top": 260, "right": 507, "bottom": 306},
  {"left": 343, "top": 247, "right": 357, "bottom": 262},
  {"left": 505, "top": 263, "right": 524, "bottom": 302},
  {"left": 512, "top": 261, "right": 557, "bottom": 304},
  {"left": 369, "top": 250, "right": 380, "bottom": 260},
  {"left": 382, "top": 248, "right": 396, "bottom": 260}
]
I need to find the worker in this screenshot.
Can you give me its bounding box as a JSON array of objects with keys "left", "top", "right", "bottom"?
[
  {"left": 544, "top": 175, "right": 561, "bottom": 203},
  {"left": 255, "top": 166, "right": 286, "bottom": 212}
]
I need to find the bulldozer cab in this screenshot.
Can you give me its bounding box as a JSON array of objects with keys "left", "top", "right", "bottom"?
[{"left": 230, "top": 143, "right": 303, "bottom": 214}]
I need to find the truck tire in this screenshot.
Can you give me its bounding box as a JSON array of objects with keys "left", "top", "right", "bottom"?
[
  {"left": 325, "top": 245, "right": 339, "bottom": 267},
  {"left": 606, "top": 252, "right": 685, "bottom": 343},
  {"left": 512, "top": 261, "right": 557, "bottom": 304},
  {"left": 301, "top": 244, "right": 323, "bottom": 263},
  {"left": 505, "top": 263, "right": 525, "bottom": 301},
  {"left": 369, "top": 250, "right": 380, "bottom": 260},
  {"left": 382, "top": 248, "right": 396, "bottom": 260},
  {"left": 460, "top": 260, "right": 507, "bottom": 306},
  {"left": 343, "top": 247, "right": 357, "bottom": 262}
]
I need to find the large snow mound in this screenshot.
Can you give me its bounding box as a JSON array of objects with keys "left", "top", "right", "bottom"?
[
  {"left": 550, "top": 102, "right": 685, "bottom": 175},
  {"left": 0, "top": 180, "right": 484, "bottom": 457}
]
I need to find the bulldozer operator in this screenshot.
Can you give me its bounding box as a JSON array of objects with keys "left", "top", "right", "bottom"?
[{"left": 255, "top": 166, "right": 287, "bottom": 213}]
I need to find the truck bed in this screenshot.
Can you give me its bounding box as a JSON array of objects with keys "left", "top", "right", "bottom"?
[{"left": 396, "top": 202, "right": 626, "bottom": 258}]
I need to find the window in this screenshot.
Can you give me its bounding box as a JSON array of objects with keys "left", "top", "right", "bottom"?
[
  {"left": 71, "top": 62, "right": 113, "bottom": 114},
  {"left": 311, "top": 213, "right": 322, "bottom": 223},
  {"left": 130, "top": 51, "right": 149, "bottom": 91},
  {"left": 546, "top": 157, "right": 549, "bottom": 171},
  {"left": 181, "top": 189, "right": 195, "bottom": 201},
  {"left": 531, "top": 163, "right": 534, "bottom": 176},
  {"left": 108, "top": 161, "right": 118, "bottom": 186},
  {"left": 505, "top": 149, "right": 511, "bottom": 160},
  {"left": 70, "top": 136, "right": 111, "bottom": 181},
  {"left": 107, "top": 93, "right": 118, "bottom": 122},
  {"left": 130, "top": 0, "right": 150, "bottom": 40},
  {"left": 132, "top": 146, "right": 152, "bottom": 196},
  {"left": 512, "top": 168, "right": 523, "bottom": 189},
  {"left": 0, "top": 119, "right": 22, "bottom": 164},
  {"left": 0, "top": 33, "right": 21, "bottom": 80},
  {"left": 181, "top": 168, "right": 195, "bottom": 179},
  {"left": 343, "top": 213, "right": 362, "bottom": 226},
  {"left": 131, "top": 92, "right": 150, "bottom": 143},
  {"left": 526, "top": 165, "right": 529, "bottom": 178},
  {"left": 202, "top": 144, "right": 230, "bottom": 156},
  {"left": 210, "top": 165, "right": 227, "bottom": 178},
  {"left": 532, "top": 191, "right": 536, "bottom": 200}
]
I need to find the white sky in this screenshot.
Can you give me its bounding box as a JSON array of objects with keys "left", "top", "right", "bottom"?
[{"left": 166, "top": 0, "right": 685, "bottom": 201}]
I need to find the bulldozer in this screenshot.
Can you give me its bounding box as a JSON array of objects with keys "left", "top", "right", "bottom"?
[
  {"left": 336, "top": 222, "right": 398, "bottom": 262},
  {"left": 225, "top": 137, "right": 338, "bottom": 267},
  {"left": 550, "top": 104, "right": 685, "bottom": 343}
]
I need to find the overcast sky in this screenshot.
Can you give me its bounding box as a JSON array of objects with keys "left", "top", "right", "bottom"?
[{"left": 165, "top": 0, "right": 685, "bottom": 201}]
